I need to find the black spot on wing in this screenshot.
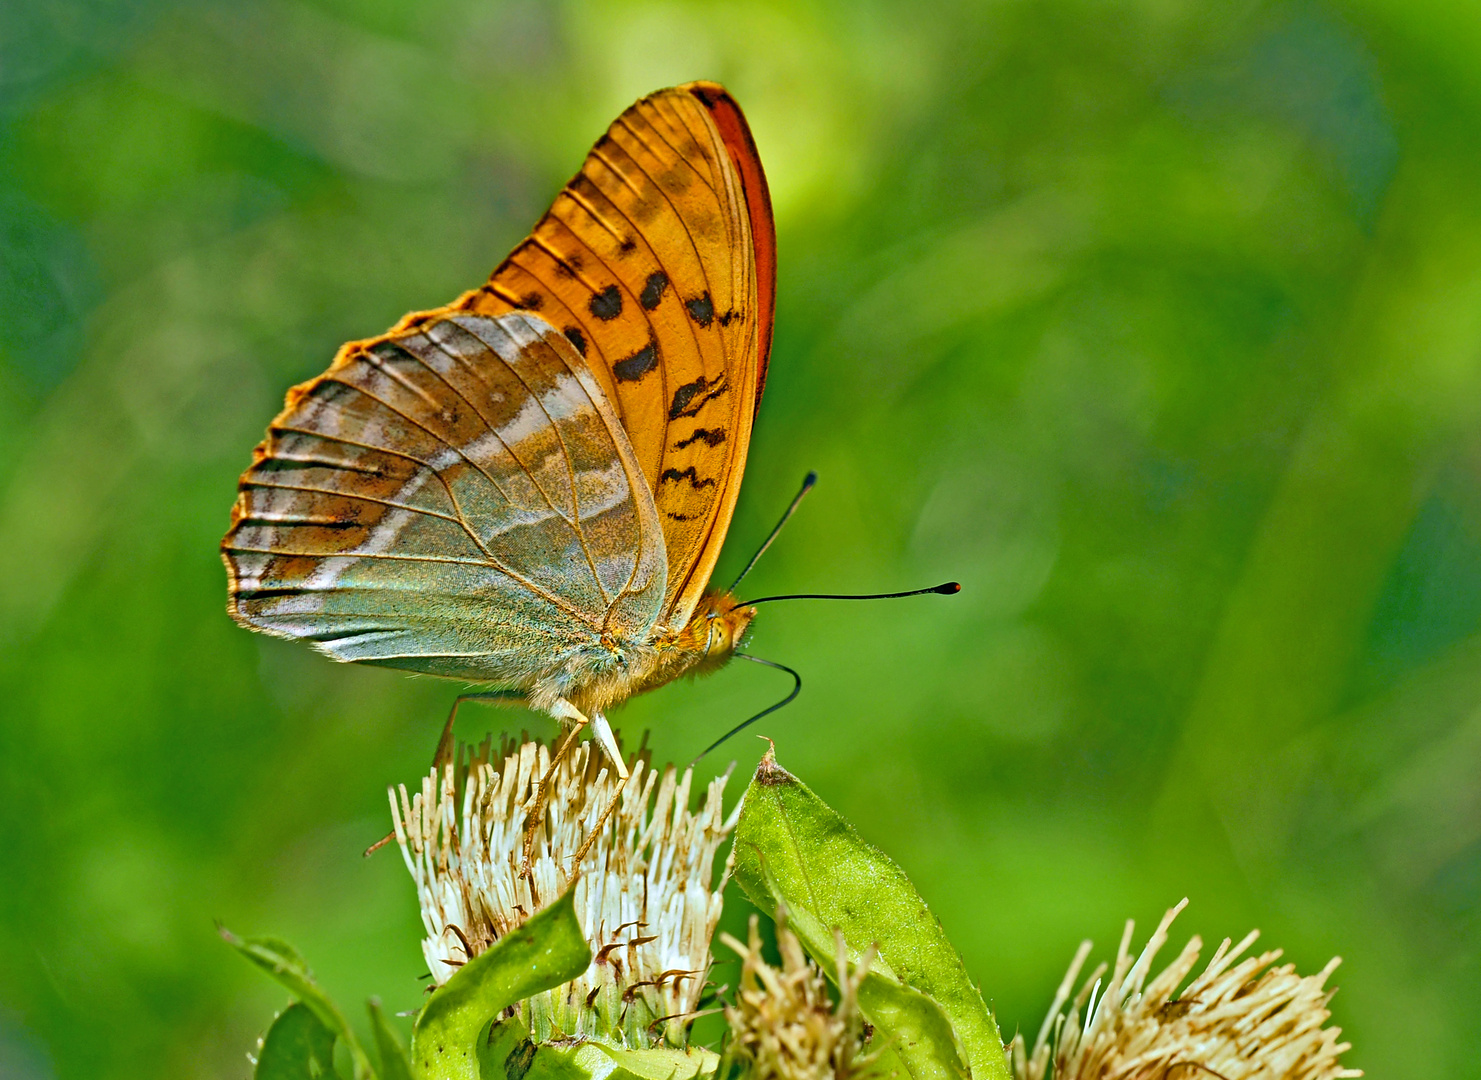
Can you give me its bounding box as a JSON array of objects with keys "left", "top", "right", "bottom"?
[
  {"left": 674, "top": 428, "right": 726, "bottom": 449},
  {"left": 519, "top": 292, "right": 544, "bottom": 310},
  {"left": 668, "top": 377, "right": 708, "bottom": 419},
  {"left": 684, "top": 293, "right": 714, "bottom": 328},
  {"left": 589, "top": 285, "right": 622, "bottom": 320},
  {"left": 668, "top": 375, "right": 729, "bottom": 420},
  {"left": 613, "top": 341, "right": 658, "bottom": 382},
  {"left": 660, "top": 466, "right": 717, "bottom": 490},
  {"left": 640, "top": 271, "right": 669, "bottom": 310},
  {"left": 563, "top": 326, "right": 587, "bottom": 356}
]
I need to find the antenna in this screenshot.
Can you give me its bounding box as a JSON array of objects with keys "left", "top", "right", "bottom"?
[
  {"left": 738, "top": 581, "right": 961, "bottom": 607},
  {"left": 690, "top": 654, "right": 802, "bottom": 766},
  {"left": 727, "top": 471, "right": 818, "bottom": 593}
]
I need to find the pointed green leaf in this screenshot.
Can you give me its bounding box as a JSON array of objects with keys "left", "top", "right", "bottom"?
[
  {"left": 223, "top": 928, "right": 374, "bottom": 1080},
  {"left": 368, "top": 998, "right": 414, "bottom": 1080},
  {"left": 255, "top": 1001, "right": 337, "bottom": 1080},
  {"left": 732, "top": 747, "right": 1009, "bottom": 1080},
  {"left": 410, "top": 886, "right": 592, "bottom": 1080}
]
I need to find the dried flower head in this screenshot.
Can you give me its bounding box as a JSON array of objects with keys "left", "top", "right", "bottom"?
[
  {"left": 720, "top": 912, "right": 878, "bottom": 1080},
  {"left": 1010, "top": 899, "right": 1362, "bottom": 1080},
  {"left": 390, "top": 734, "right": 738, "bottom": 1048}
]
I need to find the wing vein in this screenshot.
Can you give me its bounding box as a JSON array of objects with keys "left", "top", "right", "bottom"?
[
  {"left": 485, "top": 280, "right": 525, "bottom": 305},
  {"left": 529, "top": 234, "right": 604, "bottom": 292},
  {"left": 453, "top": 316, "right": 613, "bottom": 603},
  {"left": 240, "top": 478, "right": 465, "bottom": 526},
  {"left": 225, "top": 545, "right": 490, "bottom": 565},
  {"left": 300, "top": 374, "right": 600, "bottom": 623},
  {"left": 261, "top": 422, "right": 535, "bottom": 581},
  {"left": 319, "top": 374, "right": 537, "bottom": 527},
  {"left": 362, "top": 346, "right": 444, "bottom": 411},
  {"left": 390, "top": 326, "right": 621, "bottom": 610},
  {"left": 614, "top": 114, "right": 720, "bottom": 200},
  {"left": 510, "top": 310, "right": 656, "bottom": 620}
]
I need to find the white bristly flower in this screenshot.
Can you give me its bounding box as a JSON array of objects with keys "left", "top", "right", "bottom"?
[
  {"left": 1009, "top": 899, "right": 1362, "bottom": 1080},
  {"left": 390, "top": 735, "right": 738, "bottom": 1048}
]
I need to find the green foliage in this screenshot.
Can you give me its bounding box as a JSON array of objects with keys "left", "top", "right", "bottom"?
[
  {"left": 256, "top": 1003, "right": 338, "bottom": 1080},
  {"left": 367, "top": 1000, "right": 414, "bottom": 1080},
  {"left": 853, "top": 975, "right": 970, "bottom": 1080},
  {"left": 230, "top": 890, "right": 589, "bottom": 1080},
  {"left": 410, "top": 889, "right": 591, "bottom": 1080},
  {"left": 733, "top": 747, "right": 1005, "bottom": 1080},
  {"left": 222, "top": 929, "right": 375, "bottom": 1080}
]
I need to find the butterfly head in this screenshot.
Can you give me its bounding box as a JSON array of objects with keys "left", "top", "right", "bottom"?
[{"left": 681, "top": 591, "right": 757, "bottom": 673}]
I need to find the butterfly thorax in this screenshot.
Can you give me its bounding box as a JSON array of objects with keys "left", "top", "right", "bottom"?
[{"left": 534, "top": 592, "right": 756, "bottom": 717}]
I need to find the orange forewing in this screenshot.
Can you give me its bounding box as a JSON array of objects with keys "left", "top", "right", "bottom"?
[{"left": 450, "top": 82, "right": 775, "bottom": 626}]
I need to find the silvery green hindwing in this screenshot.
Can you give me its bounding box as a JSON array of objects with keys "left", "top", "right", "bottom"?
[{"left": 227, "top": 737, "right": 1361, "bottom": 1080}]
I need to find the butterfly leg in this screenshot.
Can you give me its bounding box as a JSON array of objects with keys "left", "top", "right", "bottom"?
[
  {"left": 549, "top": 708, "right": 635, "bottom": 881},
  {"left": 587, "top": 711, "right": 629, "bottom": 781},
  {"left": 567, "top": 767, "right": 635, "bottom": 874},
  {"left": 521, "top": 698, "right": 595, "bottom": 866},
  {"left": 434, "top": 690, "right": 527, "bottom": 769},
  {"left": 364, "top": 690, "right": 526, "bottom": 858}
]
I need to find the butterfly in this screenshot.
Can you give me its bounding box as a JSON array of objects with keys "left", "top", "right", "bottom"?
[{"left": 222, "top": 82, "right": 777, "bottom": 773}]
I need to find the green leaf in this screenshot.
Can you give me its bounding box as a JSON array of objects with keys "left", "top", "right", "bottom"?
[
  {"left": 475, "top": 1021, "right": 532, "bottom": 1080},
  {"left": 559, "top": 1042, "right": 719, "bottom": 1080},
  {"left": 255, "top": 1001, "right": 338, "bottom": 1080},
  {"left": 732, "top": 746, "right": 1009, "bottom": 1080},
  {"left": 223, "top": 928, "right": 374, "bottom": 1080},
  {"left": 368, "top": 998, "right": 414, "bottom": 1080},
  {"left": 857, "top": 972, "right": 970, "bottom": 1080},
  {"left": 410, "top": 886, "right": 592, "bottom": 1080},
  {"left": 476, "top": 1022, "right": 718, "bottom": 1080}
]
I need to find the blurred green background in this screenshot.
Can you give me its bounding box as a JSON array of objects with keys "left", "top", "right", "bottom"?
[{"left": 3, "top": 0, "right": 1480, "bottom": 1075}]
